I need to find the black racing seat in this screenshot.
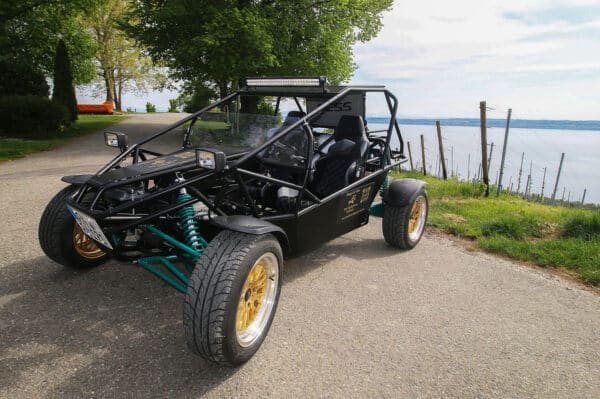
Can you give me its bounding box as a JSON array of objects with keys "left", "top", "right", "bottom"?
[{"left": 309, "top": 115, "right": 369, "bottom": 198}]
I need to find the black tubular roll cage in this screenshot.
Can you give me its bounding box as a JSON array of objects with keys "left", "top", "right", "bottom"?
[{"left": 71, "top": 84, "right": 407, "bottom": 235}]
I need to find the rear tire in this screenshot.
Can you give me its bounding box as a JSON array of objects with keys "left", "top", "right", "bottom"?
[
  {"left": 183, "top": 230, "right": 282, "bottom": 366},
  {"left": 38, "top": 186, "right": 109, "bottom": 268},
  {"left": 383, "top": 189, "right": 428, "bottom": 249}
]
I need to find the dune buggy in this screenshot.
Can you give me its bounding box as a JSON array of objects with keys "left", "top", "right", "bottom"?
[{"left": 39, "top": 77, "right": 428, "bottom": 366}]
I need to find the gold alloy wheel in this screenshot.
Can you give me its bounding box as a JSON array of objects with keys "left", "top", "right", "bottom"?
[
  {"left": 408, "top": 195, "right": 427, "bottom": 241},
  {"left": 72, "top": 223, "right": 105, "bottom": 259},
  {"left": 236, "top": 252, "right": 279, "bottom": 347}
]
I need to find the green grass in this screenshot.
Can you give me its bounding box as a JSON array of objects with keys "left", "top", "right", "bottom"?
[
  {"left": 394, "top": 171, "right": 600, "bottom": 285},
  {"left": 0, "top": 114, "right": 126, "bottom": 161}
]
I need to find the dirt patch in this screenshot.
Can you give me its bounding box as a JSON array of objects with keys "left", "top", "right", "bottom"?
[{"left": 441, "top": 213, "right": 466, "bottom": 223}]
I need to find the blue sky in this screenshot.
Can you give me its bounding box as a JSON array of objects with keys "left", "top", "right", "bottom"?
[{"left": 78, "top": 0, "right": 600, "bottom": 120}]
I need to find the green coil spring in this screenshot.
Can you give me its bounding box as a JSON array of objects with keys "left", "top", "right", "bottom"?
[{"left": 177, "top": 193, "right": 207, "bottom": 252}]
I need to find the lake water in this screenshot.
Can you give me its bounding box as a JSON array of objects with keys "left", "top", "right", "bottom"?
[{"left": 370, "top": 123, "right": 600, "bottom": 205}]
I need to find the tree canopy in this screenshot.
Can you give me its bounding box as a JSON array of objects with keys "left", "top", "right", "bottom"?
[
  {"left": 125, "top": 0, "right": 392, "bottom": 99},
  {"left": 0, "top": 0, "right": 97, "bottom": 85},
  {"left": 52, "top": 39, "right": 78, "bottom": 121},
  {"left": 84, "top": 0, "right": 167, "bottom": 111}
]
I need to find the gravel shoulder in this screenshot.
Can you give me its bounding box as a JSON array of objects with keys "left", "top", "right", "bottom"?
[{"left": 1, "top": 114, "right": 598, "bottom": 398}]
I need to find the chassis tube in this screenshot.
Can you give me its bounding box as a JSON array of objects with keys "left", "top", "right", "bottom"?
[{"left": 96, "top": 92, "right": 239, "bottom": 176}]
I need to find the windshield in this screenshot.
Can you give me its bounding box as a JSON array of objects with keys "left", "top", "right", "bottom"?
[{"left": 188, "top": 95, "right": 282, "bottom": 155}]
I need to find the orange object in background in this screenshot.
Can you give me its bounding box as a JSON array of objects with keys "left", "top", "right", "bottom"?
[{"left": 77, "top": 101, "right": 114, "bottom": 114}]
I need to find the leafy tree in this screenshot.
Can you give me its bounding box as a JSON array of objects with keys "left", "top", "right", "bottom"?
[
  {"left": 0, "top": 59, "right": 49, "bottom": 97},
  {"left": 125, "top": 0, "right": 392, "bottom": 104},
  {"left": 177, "top": 81, "right": 218, "bottom": 113},
  {"left": 84, "top": 0, "right": 168, "bottom": 111},
  {"left": 0, "top": 0, "right": 96, "bottom": 85},
  {"left": 168, "top": 99, "right": 179, "bottom": 113},
  {"left": 52, "top": 40, "right": 78, "bottom": 121}
]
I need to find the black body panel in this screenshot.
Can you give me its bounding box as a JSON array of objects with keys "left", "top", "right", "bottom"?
[
  {"left": 62, "top": 175, "right": 93, "bottom": 185},
  {"left": 89, "top": 148, "right": 198, "bottom": 185},
  {"left": 211, "top": 215, "right": 290, "bottom": 254},
  {"left": 268, "top": 172, "right": 386, "bottom": 255},
  {"left": 383, "top": 178, "right": 426, "bottom": 207}
]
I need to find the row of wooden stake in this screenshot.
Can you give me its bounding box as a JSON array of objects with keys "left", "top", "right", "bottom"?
[{"left": 403, "top": 101, "right": 589, "bottom": 206}]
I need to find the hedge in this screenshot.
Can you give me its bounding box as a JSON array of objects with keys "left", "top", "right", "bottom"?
[{"left": 0, "top": 96, "right": 71, "bottom": 139}]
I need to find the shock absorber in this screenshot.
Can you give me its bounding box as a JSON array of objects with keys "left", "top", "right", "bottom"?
[{"left": 177, "top": 186, "right": 206, "bottom": 252}]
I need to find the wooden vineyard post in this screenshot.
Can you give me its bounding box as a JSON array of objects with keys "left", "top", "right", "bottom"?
[
  {"left": 496, "top": 108, "right": 512, "bottom": 196},
  {"left": 436, "top": 121, "right": 448, "bottom": 179},
  {"left": 551, "top": 153, "right": 565, "bottom": 203},
  {"left": 540, "top": 167, "right": 547, "bottom": 202},
  {"left": 524, "top": 174, "right": 531, "bottom": 199},
  {"left": 407, "top": 141, "right": 414, "bottom": 171},
  {"left": 467, "top": 153, "right": 471, "bottom": 180},
  {"left": 480, "top": 101, "right": 490, "bottom": 196},
  {"left": 516, "top": 152, "right": 524, "bottom": 194},
  {"left": 420, "top": 134, "right": 427, "bottom": 176}
]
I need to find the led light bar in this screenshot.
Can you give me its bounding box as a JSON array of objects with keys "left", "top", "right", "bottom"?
[{"left": 245, "top": 77, "right": 325, "bottom": 87}]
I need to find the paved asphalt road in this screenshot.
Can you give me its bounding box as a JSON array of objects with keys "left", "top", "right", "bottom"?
[{"left": 1, "top": 114, "right": 599, "bottom": 398}]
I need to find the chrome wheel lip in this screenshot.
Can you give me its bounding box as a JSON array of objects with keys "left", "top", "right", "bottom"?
[
  {"left": 236, "top": 252, "right": 279, "bottom": 348},
  {"left": 408, "top": 195, "right": 427, "bottom": 242}
]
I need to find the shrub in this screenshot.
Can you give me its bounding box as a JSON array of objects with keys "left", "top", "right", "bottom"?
[
  {"left": 146, "top": 102, "right": 156, "bottom": 113},
  {"left": 168, "top": 99, "right": 179, "bottom": 112},
  {"left": 177, "top": 82, "right": 216, "bottom": 113},
  {"left": 561, "top": 212, "right": 600, "bottom": 241},
  {"left": 0, "top": 59, "right": 49, "bottom": 97},
  {"left": 0, "top": 95, "right": 70, "bottom": 139}
]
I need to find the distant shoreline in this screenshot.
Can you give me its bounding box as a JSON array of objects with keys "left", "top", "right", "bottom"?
[{"left": 367, "top": 117, "right": 600, "bottom": 131}]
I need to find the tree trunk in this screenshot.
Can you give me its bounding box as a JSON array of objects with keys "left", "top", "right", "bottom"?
[
  {"left": 103, "top": 70, "right": 115, "bottom": 103},
  {"left": 115, "top": 72, "right": 123, "bottom": 112},
  {"left": 240, "top": 96, "right": 258, "bottom": 114},
  {"left": 218, "top": 81, "right": 228, "bottom": 99},
  {"left": 111, "top": 75, "right": 118, "bottom": 111},
  {"left": 116, "top": 82, "right": 123, "bottom": 111}
]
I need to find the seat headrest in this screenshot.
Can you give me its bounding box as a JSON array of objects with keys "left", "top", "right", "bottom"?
[
  {"left": 283, "top": 111, "right": 306, "bottom": 125},
  {"left": 333, "top": 115, "right": 366, "bottom": 142}
]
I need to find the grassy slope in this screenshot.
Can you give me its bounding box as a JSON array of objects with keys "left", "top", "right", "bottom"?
[
  {"left": 0, "top": 114, "right": 126, "bottom": 161},
  {"left": 393, "top": 172, "right": 600, "bottom": 285}
]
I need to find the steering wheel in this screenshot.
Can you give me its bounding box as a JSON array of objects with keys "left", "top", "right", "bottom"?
[
  {"left": 257, "top": 140, "right": 306, "bottom": 169},
  {"left": 367, "top": 137, "right": 389, "bottom": 162}
]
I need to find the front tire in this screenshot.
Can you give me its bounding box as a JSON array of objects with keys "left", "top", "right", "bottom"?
[
  {"left": 38, "top": 186, "right": 109, "bottom": 268},
  {"left": 383, "top": 189, "right": 428, "bottom": 249},
  {"left": 183, "top": 230, "right": 282, "bottom": 366}
]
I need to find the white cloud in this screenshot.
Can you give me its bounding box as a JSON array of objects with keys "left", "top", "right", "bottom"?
[{"left": 352, "top": 0, "right": 600, "bottom": 119}]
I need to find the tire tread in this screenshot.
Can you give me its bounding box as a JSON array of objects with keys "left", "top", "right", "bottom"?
[
  {"left": 38, "top": 186, "right": 108, "bottom": 268},
  {"left": 183, "top": 230, "right": 280, "bottom": 365}
]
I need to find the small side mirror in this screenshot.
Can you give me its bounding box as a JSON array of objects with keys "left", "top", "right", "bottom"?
[
  {"left": 195, "top": 148, "right": 226, "bottom": 173},
  {"left": 104, "top": 131, "right": 128, "bottom": 152}
]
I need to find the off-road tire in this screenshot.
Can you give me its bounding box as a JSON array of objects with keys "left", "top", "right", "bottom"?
[
  {"left": 383, "top": 189, "right": 428, "bottom": 249},
  {"left": 183, "top": 230, "right": 283, "bottom": 366},
  {"left": 38, "top": 186, "right": 109, "bottom": 268}
]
